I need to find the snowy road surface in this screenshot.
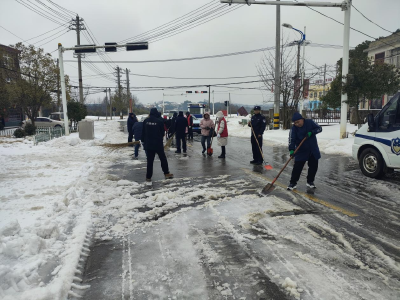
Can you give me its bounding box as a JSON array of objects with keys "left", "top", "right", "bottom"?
[
  {"left": 80, "top": 135, "right": 400, "bottom": 300},
  {"left": 1, "top": 118, "right": 399, "bottom": 300}
]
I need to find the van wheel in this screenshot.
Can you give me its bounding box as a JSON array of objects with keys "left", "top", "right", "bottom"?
[
  {"left": 55, "top": 125, "right": 62, "bottom": 128},
  {"left": 359, "top": 148, "right": 384, "bottom": 178}
]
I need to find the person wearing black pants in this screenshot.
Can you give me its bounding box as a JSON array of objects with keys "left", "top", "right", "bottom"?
[
  {"left": 175, "top": 111, "right": 188, "bottom": 154},
  {"left": 186, "top": 111, "right": 194, "bottom": 140},
  {"left": 249, "top": 106, "right": 266, "bottom": 165},
  {"left": 287, "top": 112, "right": 322, "bottom": 190},
  {"left": 127, "top": 113, "right": 137, "bottom": 145},
  {"left": 141, "top": 108, "right": 173, "bottom": 182}
]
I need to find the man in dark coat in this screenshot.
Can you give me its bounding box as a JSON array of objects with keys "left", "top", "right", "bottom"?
[
  {"left": 287, "top": 112, "right": 322, "bottom": 190},
  {"left": 185, "top": 111, "right": 194, "bottom": 140},
  {"left": 127, "top": 113, "right": 137, "bottom": 145},
  {"left": 168, "top": 112, "right": 177, "bottom": 138},
  {"left": 175, "top": 111, "right": 188, "bottom": 154},
  {"left": 141, "top": 108, "right": 173, "bottom": 181},
  {"left": 248, "top": 106, "right": 267, "bottom": 165}
]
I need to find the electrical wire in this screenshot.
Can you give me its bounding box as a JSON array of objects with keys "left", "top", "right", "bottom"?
[
  {"left": 15, "top": 0, "right": 68, "bottom": 26},
  {"left": 26, "top": 0, "right": 70, "bottom": 21},
  {"left": 22, "top": 23, "right": 68, "bottom": 43},
  {"left": 46, "top": 0, "right": 77, "bottom": 17},
  {"left": 34, "top": 0, "right": 72, "bottom": 21},
  {"left": 352, "top": 4, "right": 395, "bottom": 34},
  {"left": 37, "top": 29, "right": 70, "bottom": 47}
]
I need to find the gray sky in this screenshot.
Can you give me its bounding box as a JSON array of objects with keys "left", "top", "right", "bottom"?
[{"left": 1, "top": 0, "right": 399, "bottom": 107}]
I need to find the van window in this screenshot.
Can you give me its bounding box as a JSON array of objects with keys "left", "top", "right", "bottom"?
[{"left": 378, "top": 95, "right": 400, "bottom": 130}]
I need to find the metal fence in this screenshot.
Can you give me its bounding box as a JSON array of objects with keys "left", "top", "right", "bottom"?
[
  {"left": 34, "top": 126, "right": 65, "bottom": 145},
  {"left": 304, "top": 110, "right": 349, "bottom": 124}
]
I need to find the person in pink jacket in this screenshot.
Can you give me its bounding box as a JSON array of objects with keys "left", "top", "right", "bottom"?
[{"left": 199, "top": 112, "right": 215, "bottom": 154}]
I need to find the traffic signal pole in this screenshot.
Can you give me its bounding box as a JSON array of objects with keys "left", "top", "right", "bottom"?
[
  {"left": 220, "top": 0, "right": 351, "bottom": 138},
  {"left": 58, "top": 43, "right": 70, "bottom": 135}
]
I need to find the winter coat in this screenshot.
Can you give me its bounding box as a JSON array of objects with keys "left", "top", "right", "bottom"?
[
  {"left": 132, "top": 121, "right": 143, "bottom": 141},
  {"left": 175, "top": 112, "right": 188, "bottom": 138},
  {"left": 168, "top": 113, "right": 177, "bottom": 136},
  {"left": 216, "top": 111, "right": 228, "bottom": 146},
  {"left": 186, "top": 114, "right": 193, "bottom": 127},
  {"left": 141, "top": 108, "right": 165, "bottom": 151},
  {"left": 249, "top": 113, "right": 266, "bottom": 136},
  {"left": 289, "top": 114, "right": 322, "bottom": 162},
  {"left": 200, "top": 115, "right": 215, "bottom": 136},
  {"left": 127, "top": 113, "right": 137, "bottom": 133}
]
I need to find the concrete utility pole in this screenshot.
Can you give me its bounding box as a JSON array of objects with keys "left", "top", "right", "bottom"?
[
  {"left": 220, "top": 0, "right": 351, "bottom": 138},
  {"left": 274, "top": 0, "right": 281, "bottom": 130},
  {"left": 117, "top": 66, "right": 121, "bottom": 114},
  {"left": 75, "top": 15, "right": 84, "bottom": 103},
  {"left": 109, "top": 88, "right": 112, "bottom": 119},
  {"left": 323, "top": 63, "right": 327, "bottom": 97},
  {"left": 126, "top": 68, "right": 131, "bottom": 113},
  {"left": 213, "top": 90, "right": 215, "bottom": 116},
  {"left": 56, "top": 58, "right": 61, "bottom": 109},
  {"left": 57, "top": 44, "right": 70, "bottom": 135},
  {"left": 208, "top": 85, "right": 211, "bottom": 111},
  {"left": 300, "top": 26, "right": 306, "bottom": 111},
  {"left": 104, "top": 89, "right": 108, "bottom": 121}
]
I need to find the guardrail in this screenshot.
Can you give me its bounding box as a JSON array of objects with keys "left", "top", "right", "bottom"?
[{"left": 34, "top": 127, "right": 65, "bottom": 145}]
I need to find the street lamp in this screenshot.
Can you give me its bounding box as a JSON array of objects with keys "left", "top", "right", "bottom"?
[
  {"left": 104, "top": 89, "right": 108, "bottom": 121},
  {"left": 283, "top": 23, "right": 307, "bottom": 112}
]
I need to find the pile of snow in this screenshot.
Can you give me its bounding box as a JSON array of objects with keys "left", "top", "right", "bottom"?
[{"left": 0, "top": 119, "right": 129, "bottom": 299}]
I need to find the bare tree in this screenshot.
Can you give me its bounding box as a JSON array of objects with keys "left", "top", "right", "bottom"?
[{"left": 257, "top": 41, "right": 319, "bottom": 129}]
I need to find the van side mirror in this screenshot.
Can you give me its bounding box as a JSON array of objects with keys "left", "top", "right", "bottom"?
[{"left": 367, "top": 113, "right": 375, "bottom": 132}]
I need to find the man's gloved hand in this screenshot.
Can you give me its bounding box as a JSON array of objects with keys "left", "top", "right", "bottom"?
[
  {"left": 189, "top": 126, "right": 192, "bottom": 129},
  {"left": 307, "top": 132, "right": 312, "bottom": 138},
  {"left": 206, "top": 126, "right": 210, "bottom": 130},
  {"left": 217, "top": 134, "right": 221, "bottom": 138},
  {"left": 289, "top": 150, "right": 294, "bottom": 157}
]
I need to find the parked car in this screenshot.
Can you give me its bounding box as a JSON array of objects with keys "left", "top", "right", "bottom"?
[
  {"left": 192, "top": 115, "right": 201, "bottom": 133},
  {"left": 49, "top": 112, "right": 64, "bottom": 121},
  {"left": 22, "top": 117, "right": 64, "bottom": 128},
  {"left": 352, "top": 92, "right": 400, "bottom": 178}
]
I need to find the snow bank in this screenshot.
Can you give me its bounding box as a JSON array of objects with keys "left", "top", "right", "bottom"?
[
  {"left": 0, "top": 120, "right": 126, "bottom": 299},
  {"left": 225, "top": 115, "right": 359, "bottom": 156}
]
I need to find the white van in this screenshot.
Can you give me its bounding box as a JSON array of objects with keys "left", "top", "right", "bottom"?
[{"left": 352, "top": 92, "right": 400, "bottom": 178}]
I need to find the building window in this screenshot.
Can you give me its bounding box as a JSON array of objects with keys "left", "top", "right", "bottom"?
[
  {"left": 319, "top": 92, "right": 322, "bottom": 98},
  {"left": 314, "top": 92, "right": 317, "bottom": 98},
  {"left": 375, "top": 52, "right": 385, "bottom": 64},
  {"left": 388, "top": 47, "right": 400, "bottom": 68}
]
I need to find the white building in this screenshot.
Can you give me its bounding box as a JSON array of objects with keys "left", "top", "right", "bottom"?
[{"left": 362, "top": 32, "right": 400, "bottom": 110}]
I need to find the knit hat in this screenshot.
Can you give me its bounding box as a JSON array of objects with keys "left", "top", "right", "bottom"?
[{"left": 292, "top": 112, "right": 303, "bottom": 122}]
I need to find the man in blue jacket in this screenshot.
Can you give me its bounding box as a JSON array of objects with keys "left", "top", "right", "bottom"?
[
  {"left": 287, "top": 112, "right": 322, "bottom": 190},
  {"left": 248, "top": 106, "right": 267, "bottom": 165},
  {"left": 141, "top": 108, "right": 173, "bottom": 182}
]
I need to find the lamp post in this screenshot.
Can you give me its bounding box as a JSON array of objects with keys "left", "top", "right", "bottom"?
[
  {"left": 104, "top": 89, "right": 108, "bottom": 121},
  {"left": 282, "top": 23, "right": 307, "bottom": 111}
]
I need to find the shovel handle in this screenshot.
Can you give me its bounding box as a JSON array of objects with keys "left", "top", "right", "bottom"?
[
  {"left": 271, "top": 137, "right": 307, "bottom": 183},
  {"left": 249, "top": 121, "right": 266, "bottom": 162}
]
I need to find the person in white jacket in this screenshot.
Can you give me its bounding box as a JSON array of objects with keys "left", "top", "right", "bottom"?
[
  {"left": 199, "top": 112, "right": 215, "bottom": 154},
  {"left": 215, "top": 111, "right": 228, "bottom": 158}
]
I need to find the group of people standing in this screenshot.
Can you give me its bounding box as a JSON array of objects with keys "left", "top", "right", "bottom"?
[{"left": 127, "top": 106, "right": 322, "bottom": 191}]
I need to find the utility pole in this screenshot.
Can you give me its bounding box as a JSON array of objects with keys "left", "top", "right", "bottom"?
[
  {"left": 69, "top": 15, "right": 86, "bottom": 103},
  {"left": 300, "top": 26, "right": 306, "bottom": 111},
  {"left": 274, "top": 0, "right": 281, "bottom": 130},
  {"left": 208, "top": 85, "right": 211, "bottom": 111},
  {"left": 212, "top": 90, "right": 215, "bottom": 116},
  {"left": 104, "top": 89, "right": 108, "bottom": 121},
  {"left": 116, "top": 66, "right": 121, "bottom": 117},
  {"left": 56, "top": 58, "right": 61, "bottom": 110},
  {"left": 323, "top": 63, "right": 327, "bottom": 97},
  {"left": 126, "top": 68, "right": 131, "bottom": 113},
  {"left": 108, "top": 88, "right": 112, "bottom": 119}
]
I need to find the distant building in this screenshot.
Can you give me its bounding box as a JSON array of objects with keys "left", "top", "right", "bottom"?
[
  {"left": 0, "top": 44, "right": 24, "bottom": 127},
  {"left": 361, "top": 32, "right": 400, "bottom": 110},
  {"left": 308, "top": 80, "right": 332, "bottom": 110}
]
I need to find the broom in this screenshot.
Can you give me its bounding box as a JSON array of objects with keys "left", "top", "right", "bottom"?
[
  {"left": 164, "top": 133, "right": 176, "bottom": 150},
  {"left": 100, "top": 141, "right": 140, "bottom": 152},
  {"left": 249, "top": 121, "right": 273, "bottom": 170}
]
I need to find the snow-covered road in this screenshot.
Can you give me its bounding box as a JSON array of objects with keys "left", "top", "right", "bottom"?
[{"left": 1, "top": 117, "right": 399, "bottom": 300}]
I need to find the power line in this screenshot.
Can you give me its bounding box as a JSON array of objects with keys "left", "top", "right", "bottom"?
[
  {"left": 352, "top": 4, "right": 395, "bottom": 34},
  {"left": 119, "top": 0, "right": 217, "bottom": 43},
  {"left": 15, "top": 0, "right": 68, "bottom": 26},
  {"left": 45, "top": 0, "right": 77, "bottom": 17},
  {"left": 37, "top": 29, "right": 70, "bottom": 47},
  {"left": 22, "top": 23, "right": 68, "bottom": 43}
]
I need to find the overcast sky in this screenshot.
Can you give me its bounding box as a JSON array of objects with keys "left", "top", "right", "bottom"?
[{"left": 1, "top": 0, "right": 399, "bottom": 107}]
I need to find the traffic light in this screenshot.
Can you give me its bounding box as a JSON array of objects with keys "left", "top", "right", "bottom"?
[
  {"left": 126, "top": 42, "right": 148, "bottom": 51},
  {"left": 105, "top": 43, "right": 117, "bottom": 52},
  {"left": 224, "top": 101, "right": 229, "bottom": 106},
  {"left": 74, "top": 45, "right": 96, "bottom": 54},
  {"left": 186, "top": 91, "right": 192, "bottom": 93}
]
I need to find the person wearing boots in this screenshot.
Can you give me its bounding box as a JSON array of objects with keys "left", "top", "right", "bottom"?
[
  {"left": 248, "top": 106, "right": 267, "bottom": 165},
  {"left": 175, "top": 111, "right": 188, "bottom": 154},
  {"left": 215, "top": 111, "right": 228, "bottom": 158},
  {"left": 186, "top": 111, "right": 194, "bottom": 140},
  {"left": 200, "top": 112, "right": 215, "bottom": 154},
  {"left": 287, "top": 112, "right": 322, "bottom": 191},
  {"left": 141, "top": 108, "right": 173, "bottom": 182}
]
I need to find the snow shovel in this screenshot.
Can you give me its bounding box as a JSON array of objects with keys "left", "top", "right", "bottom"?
[
  {"left": 249, "top": 121, "right": 273, "bottom": 170},
  {"left": 261, "top": 137, "right": 307, "bottom": 194}
]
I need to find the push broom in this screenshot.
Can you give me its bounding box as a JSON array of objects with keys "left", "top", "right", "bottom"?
[{"left": 249, "top": 121, "right": 273, "bottom": 170}]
